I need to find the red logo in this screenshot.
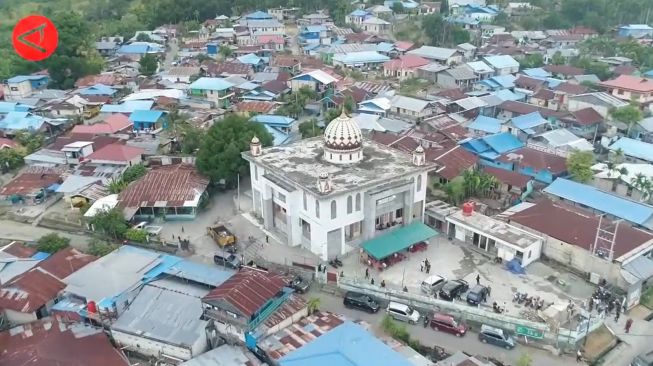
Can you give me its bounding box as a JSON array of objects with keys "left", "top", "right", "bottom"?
[{"left": 12, "top": 15, "right": 58, "bottom": 62}]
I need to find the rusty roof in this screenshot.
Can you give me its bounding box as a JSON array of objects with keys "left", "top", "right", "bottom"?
[
  {"left": 202, "top": 269, "right": 287, "bottom": 318},
  {"left": 37, "top": 247, "right": 97, "bottom": 280},
  {"left": 498, "top": 147, "right": 567, "bottom": 174},
  {"left": 263, "top": 294, "right": 307, "bottom": 328},
  {"left": 429, "top": 145, "right": 478, "bottom": 180},
  {"left": 543, "top": 64, "right": 585, "bottom": 76},
  {"left": 1, "top": 242, "right": 36, "bottom": 258},
  {"left": 482, "top": 166, "right": 530, "bottom": 189},
  {"left": 0, "top": 168, "right": 63, "bottom": 196},
  {"left": 0, "top": 268, "right": 65, "bottom": 313},
  {"left": 0, "top": 317, "right": 130, "bottom": 366},
  {"left": 571, "top": 107, "right": 603, "bottom": 126},
  {"left": 236, "top": 101, "right": 278, "bottom": 114},
  {"left": 118, "top": 164, "right": 209, "bottom": 208},
  {"left": 202, "top": 61, "right": 252, "bottom": 76},
  {"left": 508, "top": 200, "right": 653, "bottom": 259}
]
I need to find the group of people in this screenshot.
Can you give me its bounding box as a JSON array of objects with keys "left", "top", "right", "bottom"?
[
  {"left": 587, "top": 285, "right": 624, "bottom": 322},
  {"left": 420, "top": 258, "right": 432, "bottom": 273}
]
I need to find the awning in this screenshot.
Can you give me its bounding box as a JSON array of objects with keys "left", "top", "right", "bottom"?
[
  {"left": 623, "top": 255, "right": 653, "bottom": 281},
  {"left": 363, "top": 222, "right": 438, "bottom": 260}
]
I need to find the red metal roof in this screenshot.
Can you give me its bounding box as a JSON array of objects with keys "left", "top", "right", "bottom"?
[
  {"left": 571, "top": 107, "right": 603, "bottom": 126},
  {"left": 37, "top": 247, "right": 97, "bottom": 280},
  {"left": 87, "top": 143, "right": 144, "bottom": 163},
  {"left": 118, "top": 164, "right": 209, "bottom": 208},
  {"left": 0, "top": 137, "right": 17, "bottom": 149},
  {"left": 553, "top": 82, "right": 588, "bottom": 95},
  {"left": 0, "top": 317, "right": 130, "bottom": 366},
  {"left": 0, "top": 268, "right": 65, "bottom": 313},
  {"left": 0, "top": 167, "right": 62, "bottom": 196},
  {"left": 498, "top": 101, "right": 568, "bottom": 119},
  {"left": 429, "top": 145, "right": 478, "bottom": 180},
  {"left": 236, "top": 101, "right": 278, "bottom": 114},
  {"left": 543, "top": 64, "right": 585, "bottom": 76},
  {"left": 75, "top": 74, "right": 118, "bottom": 87},
  {"left": 258, "top": 35, "right": 284, "bottom": 44},
  {"left": 0, "top": 242, "right": 36, "bottom": 258},
  {"left": 482, "top": 166, "right": 530, "bottom": 189},
  {"left": 71, "top": 114, "right": 132, "bottom": 135},
  {"left": 383, "top": 55, "right": 430, "bottom": 71},
  {"left": 498, "top": 147, "right": 567, "bottom": 174},
  {"left": 262, "top": 80, "right": 290, "bottom": 94},
  {"left": 600, "top": 75, "right": 653, "bottom": 92},
  {"left": 203, "top": 269, "right": 287, "bottom": 318},
  {"left": 509, "top": 200, "right": 653, "bottom": 259}
]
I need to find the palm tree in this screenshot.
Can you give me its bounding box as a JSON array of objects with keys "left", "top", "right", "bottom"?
[
  {"left": 307, "top": 297, "right": 321, "bottom": 315},
  {"left": 631, "top": 173, "right": 652, "bottom": 201},
  {"left": 612, "top": 148, "right": 625, "bottom": 163}
]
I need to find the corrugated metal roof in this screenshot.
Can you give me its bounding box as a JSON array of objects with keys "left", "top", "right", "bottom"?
[{"left": 609, "top": 137, "right": 653, "bottom": 163}]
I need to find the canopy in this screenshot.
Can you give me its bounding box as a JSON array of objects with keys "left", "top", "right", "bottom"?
[{"left": 363, "top": 222, "right": 438, "bottom": 260}]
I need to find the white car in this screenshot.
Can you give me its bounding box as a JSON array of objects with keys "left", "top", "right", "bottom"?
[
  {"left": 420, "top": 275, "right": 447, "bottom": 295},
  {"left": 387, "top": 301, "right": 421, "bottom": 324}
]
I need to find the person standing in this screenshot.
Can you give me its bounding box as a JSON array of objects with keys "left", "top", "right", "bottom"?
[
  {"left": 476, "top": 274, "right": 481, "bottom": 285},
  {"left": 625, "top": 318, "right": 633, "bottom": 334},
  {"left": 365, "top": 268, "right": 370, "bottom": 279},
  {"left": 576, "top": 349, "right": 583, "bottom": 363}
]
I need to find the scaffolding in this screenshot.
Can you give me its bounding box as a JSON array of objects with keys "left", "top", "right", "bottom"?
[{"left": 591, "top": 215, "right": 621, "bottom": 262}]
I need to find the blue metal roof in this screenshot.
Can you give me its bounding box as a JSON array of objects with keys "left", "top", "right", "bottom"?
[
  {"left": 493, "top": 89, "right": 525, "bottom": 102},
  {"left": 237, "top": 53, "right": 263, "bottom": 65},
  {"left": 484, "top": 55, "right": 519, "bottom": 69},
  {"left": 264, "top": 125, "right": 292, "bottom": 146},
  {"left": 32, "top": 252, "right": 51, "bottom": 260},
  {"left": 129, "top": 110, "right": 165, "bottom": 123},
  {"left": 303, "top": 25, "right": 326, "bottom": 33},
  {"left": 117, "top": 44, "right": 151, "bottom": 54},
  {"left": 7, "top": 75, "right": 47, "bottom": 83},
  {"left": 482, "top": 132, "right": 523, "bottom": 154},
  {"left": 279, "top": 321, "right": 413, "bottom": 366},
  {"left": 522, "top": 68, "right": 551, "bottom": 79},
  {"left": 246, "top": 10, "right": 273, "bottom": 19},
  {"left": 461, "top": 138, "right": 491, "bottom": 154},
  {"left": 189, "top": 77, "right": 234, "bottom": 91},
  {"left": 78, "top": 83, "right": 117, "bottom": 96},
  {"left": 349, "top": 9, "right": 369, "bottom": 17},
  {"left": 101, "top": 100, "right": 154, "bottom": 113},
  {"left": 0, "top": 112, "right": 45, "bottom": 131},
  {"left": 333, "top": 51, "right": 390, "bottom": 64},
  {"left": 511, "top": 112, "right": 547, "bottom": 131},
  {"left": 544, "top": 178, "right": 653, "bottom": 226},
  {"left": 376, "top": 42, "right": 395, "bottom": 53},
  {"left": 250, "top": 114, "right": 296, "bottom": 127},
  {"left": 163, "top": 259, "right": 234, "bottom": 287},
  {"left": 468, "top": 115, "right": 502, "bottom": 134},
  {"left": 620, "top": 24, "right": 653, "bottom": 30},
  {"left": 610, "top": 138, "right": 653, "bottom": 163}
]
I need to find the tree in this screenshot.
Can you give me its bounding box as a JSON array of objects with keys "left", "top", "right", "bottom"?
[
  {"left": 567, "top": 150, "right": 594, "bottom": 183},
  {"left": 440, "top": 0, "right": 449, "bottom": 15},
  {"left": 307, "top": 297, "right": 321, "bottom": 314},
  {"left": 135, "top": 32, "right": 153, "bottom": 42},
  {"left": 391, "top": 1, "right": 404, "bottom": 13},
  {"left": 0, "top": 148, "right": 25, "bottom": 172},
  {"left": 37, "top": 233, "right": 70, "bottom": 253},
  {"left": 299, "top": 119, "right": 322, "bottom": 138},
  {"left": 443, "top": 180, "right": 465, "bottom": 205},
  {"left": 519, "top": 54, "right": 544, "bottom": 69},
  {"left": 13, "top": 131, "right": 44, "bottom": 154},
  {"left": 422, "top": 14, "right": 470, "bottom": 47},
  {"left": 218, "top": 45, "right": 233, "bottom": 59},
  {"left": 196, "top": 114, "right": 273, "bottom": 187},
  {"left": 551, "top": 51, "right": 566, "bottom": 65},
  {"left": 610, "top": 104, "right": 643, "bottom": 136},
  {"left": 125, "top": 228, "right": 148, "bottom": 242},
  {"left": 139, "top": 54, "right": 158, "bottom": 76},
  {"left": 122, "top": 164, "right": 147, "bottom": 183},
  {"left": 324, "top": 108, "right": 342, "bottom": 125},
  {"left": 87, "top": 238, "right": 118, "bottom": 257},
  {"left": 108, "top": 178, "right": 128, "bottom": 194},
  {"left": 343, "top": 95, "right": 356, "bottom": 114},
  {"left": 516, "top": 353, "right": 533, "bottom": 366},
  {"left": 88, "top": 208, "right": 129, "bottom": 239}
]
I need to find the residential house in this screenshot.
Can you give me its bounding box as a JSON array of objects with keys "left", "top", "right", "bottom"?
[
  {"left": 2, "top": 75, "right": 49, "bottom": 101},
  {"left": 466, "top": 60, "right": 494, "bottom": 80},
  {"left": 162, "top": 67, "right": 201, "bottom": 84},
  {"left": 568, "top": 92, "right": 629, "bottom": 118},
  {"left": 599, "top": 75, "right": 653, "bottom": 105},
  {"left": 482, "top": 166, "right": 531, "bottom": 196},
  {"left": 368, "top": 4, "right": 394, "bottom": 17},
  {"left": 100, "top": 100, "right": 155, "bottom": 115},
  {"left": 559, "top": 107, "right": 603, "bottom": 140},
  {"left": 467, "top": 115, "right": 502, "bottom": 136},
  {"left": 243, "top": 19, "right": 285, "bottom": 35},
  {"left": 290, "top": 70, "right": 337, "bottom": 96},
  {"left": 497, "top": 147, "right": 567, "bottom": 183},
  {"left": 419, "top": 1, "right": 442, "bottom": 14},
  {"left": 475, "top": 74, "right": 517, "bottom": 91},
  {"left": 543, "top": 64, "right": 585, "bottom": 80},
  {"left": 96, "top": 39, "right": 121, "bottom": 56},
  {"left": 383, "top": 0, "right": 420, "bottom": 11},
  {"left": 437, "top": 65, "right": 479, "bottom": 90},
  {"left": 116, "top": 42, "right": 163, "bottom": 60},
  {"left": 188, "top": 77, "right": 235, "bottom": 108},
  {"left": 383, "top": 55, "right": 430, "bottom": 80},
  {"left": 268, "top": 7, "right": 299, "bottom": 21},
  {"left": 71, "top": 113, "right": 133, "bottom": 135},
  {"left": 461, "top": 132, "right": 524, "bottom": 164},
  {"left": 346, "top": 9, "right": 370, "bottom": 25},
  {"left": 86, "top": 143, "right": 144, "bottom": 167},
  {"left": 202, "top": 61, "right": 253, "bottom": 79},
  {"left": 389, "top": 95, "right": 434, "bottom": 120},
  {"left": 483, "top": 55, "right": 520, "bottom": 76},
  {"left": 333, "top": 51, "right": 390, "bottom": 70},
  {"left": 0, "top": 166, "right": 63, "bottom": 203},
  {"left": 457, "top": 43, "right": 477, "bottom": 61},
  {"left": 358, "top": 97, "right": 391, "bottom": 116},
  {"left": 636, "top": 116, "right": 653, "bottom": 143},
  {"left": 608, "top": 137, "right": 653, "bottom": 165},
  {"left": 235, "top": 101, "right": 278, "bottom": 116},
  {"left": 300, "top": 12, "right": 332, "bottom": 25},
  {"left": 118, "top": 164, "right": 209, "bottom": 221},
  {"left": 618, "top": 24, "right": 653, "bottom": 39},
  {"left": 361, "top": 16, "right": 392, "bottom": 34},
  {"left": 129, "top": 110, "right": 167, "bottom": 131},
  {"left": 250, "top": 114, "right": 297, "bottom": 135},
  {"left": 501, "top": 112, "right": 549, "bottom": 141},
  {"left": 529, "top": 128, "right": 594, "bottom": 155},
  {"left": 544, "top": 34, "right": 585, "bottom": 49},
  {"left": 407, "top": 46, "right": 463, "bottom": 65},
  {"left": 480, "top": 24, "right": 506, "bottom": 39},
  {"left": 592, "top": 163, "right": 653, "bottom": 204}
]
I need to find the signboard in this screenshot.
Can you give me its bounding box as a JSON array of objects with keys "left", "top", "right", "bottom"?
[{"left": 515, "top": 325, "right": 544, "bottom": 339}]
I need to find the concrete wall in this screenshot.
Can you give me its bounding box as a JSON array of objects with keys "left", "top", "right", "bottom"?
[
  {"left": 3, "top": 81, "right": 33, "bottom": 101},
  {"left": 4, "top": 309, "right": 37, "bottom": 325},
  {"left": 111, "top": 330, "right": 207, "bottom": 361}
]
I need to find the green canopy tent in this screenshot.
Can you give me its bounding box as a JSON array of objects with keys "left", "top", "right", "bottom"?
[{"left": 362, "top": 221, "right": 438, "bottom": 261}]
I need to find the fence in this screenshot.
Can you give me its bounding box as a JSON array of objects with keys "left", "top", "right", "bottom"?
[{"left": 338, "top": 278, "right": 603, "bottom": 347}]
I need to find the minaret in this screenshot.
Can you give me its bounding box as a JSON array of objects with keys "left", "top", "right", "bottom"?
[
  {"left": 250, "top": 135, "right": 261, "bottom": 156},
  {"left": 412, "top": 144, "right": 425, "bottom": 166},
  {"left": 317, "top": 172, "right": 332, "bottom": 193}
]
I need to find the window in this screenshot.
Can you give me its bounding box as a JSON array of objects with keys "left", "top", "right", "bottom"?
[
  {"left": 254, "top": 165, "right": 258, "bottom": 180},
  {"left": 278, "top": 192, "right": 286, "bottom": 203},
  {"left": 315, "top": 200, "right": 320, "bottom": 218},
  {"left": 417, "top": 175, "right": 422, "bottom": 191},
  {"left": 303, "top": 192, "right": 307, "bottom": 211},
  {"left": 331, "top": 200, "right": 337, "bottom": 219},
  {"left": 355, "top": 193, "right": 361, "bottom": 211},
  {"left": 347, "top": 195, "right": 353, "bottom": 214},
  {"left": 617, "top": 89, "right": 624, "bottom": 95}
]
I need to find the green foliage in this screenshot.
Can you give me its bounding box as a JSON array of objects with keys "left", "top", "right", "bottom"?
[
  {"left": 516, "top": 353, "right": 533, "bottom": 366},
  {"left": 299, "top": 119, "right": 322, "bottom": 138},
  {"left": 391, "top": 1, "right": 404, "bottom": 13},
  {"left": 139, "top": 54, "right": 159, "bottom": 77},
  {"left": 611, "top": 104, "right": 643, "bottom": 136},
  {"left": 0, "top": 148, "right": 26, "bottom": 172},
  {"left": 196, "top": 114, "right": 273, "bottom": 187},
  {"left": 443, "top": 180, "right": 465, "bottom": 205},
  {"left": 399, "top": 78, "right": 429, "bottom": 97},
  {"left": 519, "top": 54, "right": 544, "bottom": 69},
  {"left": 578, "top": 37, "right": 653, "bottom": 69},
  {"left": 381, "top": 315, "right": 411, "bottom": 344},
  {"left": 324, "top": 108, "right": 342, "bottom": 125},
  {"left": 125, "top": 228, "right": 148, "bottom": 242},
  {"left": 108, "top": 178, "right": 128, "bottom": 194},
  {"left": 567, "top": 150, "right": 595, "bottom": 183},
  {"left": 37, "top": 233, "right": 70, "bottom": 253},
  {"left": 13, "top": 131, "right": 44, "bottom": 154},
  {"left": 276, "top": 87, "right": 318, "bottom": 118},
  {"left": 551, "top": 51, "right": 566, "bottom": 66},
  {"left": 135, "top": 33, "right": 152, "bottom": 42},
  {"left": 122, "top": 164, "right": 147, "bottom": 183},
  {"left": 88, "top": 208, "right": 128, "bottom": 239},
  {"left": 422, "top": 14, "right": 470, "bottom": 48},
  {"left": 218, "top": 45, "right": 233, "bottom": 59},
  {"left": 462, "top": 170, "right": 498, "bottom": 198},
  {"left": 87, "top": 238, "right": 118, "bottom": 256},
  {"left": 307, "top": 297, "right": 321, "bottom": 314}
]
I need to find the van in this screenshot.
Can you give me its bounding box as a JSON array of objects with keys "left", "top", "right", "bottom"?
[
  {"left": 466, "top": 284, "right": 489, "bottom": 305},
  {"left": 213, "top": 250, "right": 241, "bottom": 269},
  {"left": 420, "top": 275, "right": 446, "bottom": 295},
  {"left": 343, "top": 291, "right": 380, "bottom": 313},
  {"left": 430, "top": 313, "right": 468, "bottom": 337},
  {"left": 478, "top": 325, "right": 515, "bottom": 350},
  {"left": 386, "top": 301, "right": 421, "bottom": 324}
]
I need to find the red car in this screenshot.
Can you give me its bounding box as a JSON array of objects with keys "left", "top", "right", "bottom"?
[{"left": 430, "top": 313, "right": 468, "bottom": 337}]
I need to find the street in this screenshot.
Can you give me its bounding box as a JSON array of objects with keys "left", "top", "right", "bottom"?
[{"left": 0, "top": 219, "right": 89, "bottom": 249}]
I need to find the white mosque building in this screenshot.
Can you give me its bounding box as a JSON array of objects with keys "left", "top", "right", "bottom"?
[{"left": 242, "top": 112, "right": 436, "bottom": 260}]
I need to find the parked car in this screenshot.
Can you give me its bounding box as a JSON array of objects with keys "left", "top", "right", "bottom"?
[
  {"left": 439, "top": 279, "right": 469, "bottom": 301},
  {"left": 343, "top": 291, "right": 380, "bottom": 313},
  {"left": 430, "top": 313, "right": 468, "bottom": 337},
  {"left": 420, "top": 275, "right": 447, "bottom": 296},
  {"left": 478, "top": 325, "right": 515, "bottom": 350},
  {"left": 632, "top": 351, "right": 653, "bottom": 366},
  {"left": 386, "top": 301, "right": 421, "bottom": 324},
  {"left": 213, "top": 250, "right": 241, "bottom": 269},
  {"left": 466, "top": 284, "right": 489, "bottom": 305},
  {"left": 288, "top": 275, "right": 311, "bottom": 294}
]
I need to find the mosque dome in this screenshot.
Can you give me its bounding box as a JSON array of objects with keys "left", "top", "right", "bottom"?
[{"left": 323, "top": 111, "right": 363, "bottom": 151}]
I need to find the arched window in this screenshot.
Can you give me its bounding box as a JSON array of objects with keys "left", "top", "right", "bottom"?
[
  {"left": 347, "top": 195, "right": 353, "bottom": 214},
  {"left": 417, "top": 174, "right": 422, "bottom": 192},
  {"left": 315, "top": 200, "right": 320, "bottom": 218},
  {"left": 355, "top": 193, "right": 361, "bottom": 211},
  {"left": 303, "top": 192, "right": 307, "bottom": 211},
  {"left": 331, "top": 200, "right": 337, "bottom": 219}
]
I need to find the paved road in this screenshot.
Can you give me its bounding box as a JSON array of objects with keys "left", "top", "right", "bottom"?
[
  {"left": 0, "top": 219, "right": 90, "bottom": 249},
  {"left": 162, "top": 38, "right": 179, "bottom": 70},
  {"left": 309, "top": 291, "right": 585, "bottom": 366}
]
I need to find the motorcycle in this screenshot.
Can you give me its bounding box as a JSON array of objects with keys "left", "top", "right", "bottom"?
[
  {"left": 513, "top": 292, "right": 521, "bottom": 303},
  {"left": 492, "top": 302, "right": 504, "bottom": 314},
  {"left": 530, "top": 296, "right": 540, "bottom": 309},
  {"left": 536, "top": 299, "right": 545, "bottom": 310},
  {"left": 329, "top": 260, "right": 339, "bottom": 268},
  {"left": 333, "top": 256, "right": 343, "bottom": 267}
]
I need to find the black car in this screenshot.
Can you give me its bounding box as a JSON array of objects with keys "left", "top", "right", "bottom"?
[
  {"left": 439, "top": 279, "right": 469, "bottom": 301},
  {"left": 343, "top": 291, "right": 380, "bottom": 313},
  {"left": 289, "top": 275, "right": 311, "bottom": 294},
  {"left": 466, "top": 284, "right": 489, "bottom": 305}
]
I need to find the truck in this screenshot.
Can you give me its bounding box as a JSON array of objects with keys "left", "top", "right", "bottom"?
[{"left": 207, "top": 224, "right": 236, "bottom": 248}]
